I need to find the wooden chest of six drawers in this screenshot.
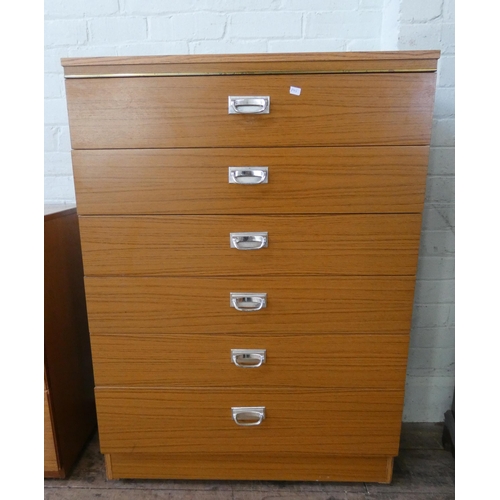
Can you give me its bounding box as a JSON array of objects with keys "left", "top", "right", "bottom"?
[{"left": 62, "top": 51, "right": 439, "bottom": 482}]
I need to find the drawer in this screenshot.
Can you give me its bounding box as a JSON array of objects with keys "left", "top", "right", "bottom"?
[
  {"left": 85, "top": 276, "right": 415, "bottom": 335},
  {"left": 91, "top": 333, "right": 409, "bottom": 389},
  {"left": 72, "top": 147, "right": 429, "bottom": 215},
  {"left": 65, "top": 73, "right": 436, "bottom": 149},
  {"left": 95, "top": 388, "right": 404, "bottom": 456},
  {"left": 79, "top": 214, "right": 422, "bottom": 277}
]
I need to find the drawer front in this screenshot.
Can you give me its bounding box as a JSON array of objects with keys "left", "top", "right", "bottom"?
[
  {"left": 91, "top": 333, "right": 409, "bottom": 389},
  {"left": 85, "top": 276, "right": 415, "bottom": 335},
  {"left": 65, "top": 73, "right": 436, "bottom": 149},
  {"left": 79, "top": 214, "right": 422, "bottom": 277},
  {"left": 72, "top": 147, "right": 429, "bottom": 215},
  {"left": 95, "top": 388, "right": 403, "bottom": 456}
]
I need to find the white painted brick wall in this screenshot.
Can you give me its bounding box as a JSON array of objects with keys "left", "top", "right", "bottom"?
[{"left": 44, "top": 0, "right": 454, "bottom": 422}]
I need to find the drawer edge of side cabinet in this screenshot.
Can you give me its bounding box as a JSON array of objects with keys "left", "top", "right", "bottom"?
[
  {"left": 90, "top": 333, "right": 410, "bottom": 390},
  {"left": 104, "top": 452, "right": 394, "bottom": 482},
  {"left": 94, "top": 387, "right": 404, "bottom": 457},
  {"left": 72, "top": 146, "right": 430, "bottom": 215}
]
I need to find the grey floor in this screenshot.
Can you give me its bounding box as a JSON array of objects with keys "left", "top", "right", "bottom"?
[{"left": 44, "top": 423, "right": 454, "bottom": 499}]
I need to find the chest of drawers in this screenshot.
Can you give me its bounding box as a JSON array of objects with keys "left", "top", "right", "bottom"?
[{"left": 62, "top": 51, "right": 439, "bottom": 483}]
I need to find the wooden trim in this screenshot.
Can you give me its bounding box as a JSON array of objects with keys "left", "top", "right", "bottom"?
[
  {"left": 105, "top": 452, "right": 394, "bottom": 482},
  {"left": 105, "top": 454, "right": 114, "bottom": 480},
  {"left": 384, "top": 457, "right": 395, "bottom": 484}
]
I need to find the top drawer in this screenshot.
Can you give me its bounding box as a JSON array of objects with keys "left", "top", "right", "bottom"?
[{"left": 65, "top": 73, "right": 437, "bottom": 149}]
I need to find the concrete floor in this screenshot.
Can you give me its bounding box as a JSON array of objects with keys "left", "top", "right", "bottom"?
[{"left": 44, "top": 423, "right": 454, "bottom": 499}]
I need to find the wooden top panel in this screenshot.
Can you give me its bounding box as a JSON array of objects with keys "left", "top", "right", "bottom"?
[{"left": 62, "top": 51, "right": 440, "bottom": 77}]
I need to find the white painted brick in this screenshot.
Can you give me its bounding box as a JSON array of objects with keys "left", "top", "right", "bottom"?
[
  {"left": 398, "top": 23, "right": 441, "bottom": 50},
  {"left": 44, "top": 47, "right": 69, "bottom": 74},
  {"left": 414, "top": 279, "right": 454, "bottom": 304},
  {"left": 44, "top": 98, "right": 69, "bottom": 125},
  {"left": 401, "top": 0, "right": 443, "bottom": 23},
  {"left": 361, "top": 0, "right": 384, "bottom": 7},
  {"left": 44, "top": 73, "right": 63, "bottom": 99},
  {"left": 403, "top": 376, "right": 454, "bottom": 422},
  {"left": 118, "top": 42, "right": 189, "bottom": 56},
  {"left": 430, "top": 118, "right": 455, "bottom": 147},
  {"left": 149, "top": 17, "right": 174, "bottom": 41},
  {"left": 416, "top": 257, "right": 455, "bottom": 281},
  {"left": 89, "top": 17, "right": 147, "bottom": 44},
  {"left": 419, "top": 229, "right": 455, "bottom": 257},
  {"left": 421, "top": 204, "right": 455, "bottom": 231},
  {"left": 443, "top": 0, "right": 454, "bottom": 22},
  {"left": 411, "top": 303, "right": 454, "bottom": 328},
  {"left": 305, "top": 11, "right": 382, "bottom": 39},
  {"left": 281, "top": 0, "right": 357, "bottom": 10},
  {"left": 409, "top": 326, "right": 455, "bottom": 349},
  {"left": 67, "top": 46, "right": 119, "bottom": 57},
  {"left": 44, "top": 127, "right": 59, "bottom": 152},
  {"left": 58, "top": 126, "right": 71, "bottom": 151},
  {"left": 406, "top": 347, "right": 455, "bottom": 377},
  {"left": 229, "top": 11, "right": 302, "bottom": 39},
  {"left": 198, "top": 0, "right": 281, "bottom": 11},
  {"left": 170, "top": 12, "right": 227, "bottom": 41},
  {"left": 428, "top": 147, "right": 455, "bottom": 176},
  {"left": 82, "top": 0, "right": 119, "bottom": 17},
  {"left": 437, "top": 56, "right": 454, "bottom": 87},
  {"left": 45, "top": 19, "right": 87, "bottom": 47},
  {"left": 441, "top": 23, "right": 454, "bottom": 54},
  {"left": 346, "top": 38, "right": 380, "bottom": 51},
  {"left": 433, "top": 87, "right": 455, "bottom": 118},
  {"left": 122, "top": 0, "right": 197, "bottom": 15},
  {"left": 268, "top": 38, "right": 345, "bottom": 53},
  {"left": 425, "top": 176, "right": 454, "bottom": 204},
  {"left": 44, "top": 0, "right": 85, "bottom": 19},
  {"left": 44, "top": 175, "right": 76, "bottom": 202},
  {"left": 44, "top": 152, "right": 73, "bottom": 176},
  {"left": 380, "top": 0, "right": 400, "bottom": 50},
  {"left": 191, "top": 40, "right": 268, "bottom": 55}
]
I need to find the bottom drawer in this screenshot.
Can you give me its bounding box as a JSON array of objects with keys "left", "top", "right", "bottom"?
[{"left": 95, "top": 388, "right": 403, "bottom": 456}]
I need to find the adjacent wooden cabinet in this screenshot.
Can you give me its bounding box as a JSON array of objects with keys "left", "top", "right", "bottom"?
[
  {"left": 44, "top": 205, "right": 97, "bottom": 478},
  {"left": 61, "top": 51, "right": 439, "bottom": 482}
]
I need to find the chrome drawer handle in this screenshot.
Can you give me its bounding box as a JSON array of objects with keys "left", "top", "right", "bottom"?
[
  {"left": 230, "top": 293, "right": 267, "bottom": 312},
  {"left": 228, "top": 96, "right": 270, "bottom": 114},
  {"left": 228, "top": 167, "right": 268, "bottom": 184},
  {"left": 230, "top": 232, "right": 268, "bottom": 250},
  {"left": 231, "top": 349, "right": 267, "bottom": 368},
  {"left": 232, "top": 406, "right": 266, "bottom": 426}
]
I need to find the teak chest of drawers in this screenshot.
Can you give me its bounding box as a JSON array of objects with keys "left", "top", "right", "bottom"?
[{"left": 62, "top": 51, "right": 439, "bottom": 483}]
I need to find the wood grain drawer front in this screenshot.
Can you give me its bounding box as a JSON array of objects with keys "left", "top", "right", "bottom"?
[
  {"left": 72, "top": 147, "right": 429, "bottom": 215},
  {"left": 85, "top": 276, "right": 415, "bottom": 335},
  {"left": 91, "top": 333, "right": 409, "bottom": 389},
  {"left": 79, "top": 214, "right": 422, "bottom": 277},
  {"left": 95, "top": 388, "right": 403, "bottom": 456},
  {"left": 65, "top": 73, "right": 436, "bottom": 149}
]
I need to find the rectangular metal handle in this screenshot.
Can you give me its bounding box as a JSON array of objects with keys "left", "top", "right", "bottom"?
[
  {"left": 231, "top": 349, "right": 267, "bottom": 368},
  {"left": 228, "top": 167, "right": 268, "bottom": 184},
  {"left": 232, "top": 406, "right": 266, "bottom": 426},
  {"left": 230, "top": 232, "right": 268, "bottom": 250},
  {"left": 230, "top": 293, "right": 267, "bottom": 312},
  {"left": 228, "top": 96, "right": 270, "bottom": 114}
]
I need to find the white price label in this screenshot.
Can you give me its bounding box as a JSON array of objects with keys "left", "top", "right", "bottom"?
[{"left": 289, "top": 86, "right": 301, "bottom": 96}]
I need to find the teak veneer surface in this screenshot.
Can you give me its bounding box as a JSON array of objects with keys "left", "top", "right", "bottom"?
[
  {"left": 72, "top": 147, "right": 429, "bottom": 215},
  {"left": 95, "top": 388, "right": 404, "bottom": 456},
  {"left": 65, "top": 73, "right": 436, "bottom": 149},
  {"left": 90, "top": 333, "right": 409, "bottom": 389},
  {"left": 84, "top": 276, "right": 415, "bottom": 335},
  {"left": 79, "top": 214, "right": 422, "bottom": 277},
  {"left": 105, "top": 453, "right": 393, "bottom": 482}
]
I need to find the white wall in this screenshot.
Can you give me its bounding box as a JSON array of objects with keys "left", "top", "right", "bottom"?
[{"left": 44, "top": 0, "right": 455, "bottom": 422}]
